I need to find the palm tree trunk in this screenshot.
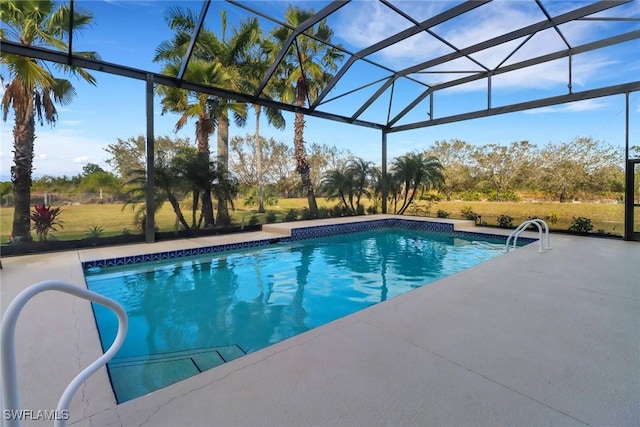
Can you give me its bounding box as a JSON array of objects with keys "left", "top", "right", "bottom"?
[
  {"left": 294, "top": 110, "right": 317, "bottom": 215},
  {"left": 11, "top": 114, "right": 36, "bottom": 242},
  {"left": 294, "top": 82, "right": 318, "bottom": 216},
  {"left": 216, "top": 115, "right": 231, "bottom": 227},
  {"left": 255, "top": 105, "right": 265, "bottom": 213},
  {"left": 399, "top": 183, "right": 420, "bottom": 215},
  {"left": 196, "top": 118, "right": 215, "bottom": 228},
  {"left": 166, "top": 191, "right": 191, "bottom": 231},
  {"left": 191, "top": 189, "right": 200, "bottom": 228}
]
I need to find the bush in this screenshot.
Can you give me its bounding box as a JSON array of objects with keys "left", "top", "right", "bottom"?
[
  {"left": 284, "top": 209, "right": 299, "bottom": 222},
  {"left": 86, "top": 225, "right": 104, "bottom": 239},
  {"left": 318, "top": 207, "right": 330, "bottom": 219},
  {"left": 568, "top": 216, "right": 593, "bottom": 233},
  {"left": 300, "top": 208, "right": 315, "bottom": 220},
  {"left": 248, "top": 215, "right": 260, "bottom": 226},
  {"left": 366, "top": 205, "right": 378, "bottom": 215},
  {"left": 436, "top": 209, "right": 450, "bottom": 218},
  {"left": 546, "top": 212, "right": 558, "bottom": 225},
  {"left": 420, "top": 192, "right": 443, "bottom": 202},
  {"left": 461, "top": 206, "right": 480, "bottom": 222},
  {"left": 355, "top": 204, "right": 365, "bottom": 215},
  {"left": 30, "top": 204, "right": 64, "bottom": 241},
  {"left": 459, "top": 191, "right": 483, "bottom": 201},
  {"left": 265, "top": 212, "right": 277, "bottom": 223},
  {"left": 331, "top": 204, "right": 345, "bottom": 217},
  {"left": 496, "top": 214, "right": 513, "bottom": 228},
  {"left": 487, "top": 190, "right": 521, "bottom": 202}
]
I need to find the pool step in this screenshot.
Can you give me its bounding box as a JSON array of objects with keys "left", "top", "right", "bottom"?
[{"left": 107, "top": 345, "right": 246, "bottom": 403}]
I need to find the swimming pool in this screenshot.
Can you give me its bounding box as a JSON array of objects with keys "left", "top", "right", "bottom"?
[{"left": 85, "top": 225, "right": 527, "bottom": 402}]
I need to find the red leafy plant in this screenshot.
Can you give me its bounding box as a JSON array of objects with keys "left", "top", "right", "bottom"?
[{"left": 30, "top": 204, "right": 64, "bottom": 241}]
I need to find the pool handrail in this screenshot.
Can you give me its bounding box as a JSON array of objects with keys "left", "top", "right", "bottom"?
[
  {"left": 1, "top": 280, "right": 128, "bottom": 427},
  {"left": 505, "top": 219, "right": 550, "bottom": 253}
]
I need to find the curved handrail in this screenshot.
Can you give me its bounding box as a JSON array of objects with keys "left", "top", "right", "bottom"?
[
  {"left": 505, "top": 219, "right": 550, "bottom": 253},
  {"left": 1, "top": 280, "right": 128, "bottom": 427}
]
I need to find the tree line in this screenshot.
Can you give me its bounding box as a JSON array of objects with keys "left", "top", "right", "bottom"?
[{"left": 13, "top": 133, "right": 631, "bottom": 211}]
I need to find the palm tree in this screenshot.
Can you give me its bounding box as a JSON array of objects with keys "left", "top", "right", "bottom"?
[
  {"left": 371, "top": 168, "right": 402, "bottom": 215},
  {"left": 1, "top": 0, "right": 98, "bottom": 241},
  {"left": 265, "top": 6, "right": 343, "bottom": 216},
  {"left": 125, "top": 150, "right": 191, "bottom": 232},
  {"left": 155, "top": 8, "right": 255, "bottom": 227},
  {"left": 321, "top": 166, "right": 353, "bottom": 213},
  {"left": 346, "top": 158, "right": 374, "bottom": 212},
  {"left": 391, "top": 152, "right": 444, "bottom": 215},
  {"left": 241, "top": 33, "right": 286, "bottom": 213},
  {"left": 155, "top": 60, "right": 225, "bottom": 227}
]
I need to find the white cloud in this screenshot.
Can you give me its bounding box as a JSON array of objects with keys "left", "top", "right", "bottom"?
[
  {"left": 523, "top": 99, "right": 611, "bottom": 115},
  {"left": 72, "top": 156, "right": 90, "bottom": 164}
]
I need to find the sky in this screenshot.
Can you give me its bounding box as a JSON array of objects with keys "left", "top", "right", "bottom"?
[{"left": 1, "top": 0, "right": 640, "bottom": 181}]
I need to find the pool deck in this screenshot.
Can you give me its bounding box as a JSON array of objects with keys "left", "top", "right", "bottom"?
[{"left": 1, "top": 215, "right": 638, "bottom": 426}]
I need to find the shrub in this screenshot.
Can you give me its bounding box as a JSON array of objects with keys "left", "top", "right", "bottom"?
[
  {"left": 420, "top": 192, "right": 443, "bottom": 202},
  {"left": 317, "top": 207, "right": 330, "bottom": 219},
  {"left": 301, "top": 208, "right": 315, "bottom": 220},
  {"left": 487, "top": 191, "right": 521, "bottom": 202},
  {"left": 459, "top": 191, "right": 483, "bottom": 201},
  {"left": 546, "top": 212, "right": 558, "bottom": 225},
  {"left": 86, "top": 225, "right": 105, "bottom": 239},
  {"left": 30, "top": 204, "right": 64, "bottom": 241},
  {"left": 496, "top": 214, "right": 513, "bottom": 228},
  {"left": 461, "top": 206, "right": 480, "bottom": 222},
  {"left": 568, "top": 216, "right": 593, "bottom": 233},
  {"left": 330, "top": 204, "right": 345, "bottom": 217},
  {"left": 265, "top": 212, "right": 277, "bottom": 223},
  {"left": 436, "top": 209, "right": 450, "bottom": 218},
  {"left": 248, "top": 215, "right": 260, "bottom": 226},
  {"left": 366, "top": 205, "right": 378, "bottom": 215},
  {"left": 355, "top": 204, "right": 365, "bottom": 215},
  {"left": 284, "top": 209, "right": 299, "bottom": 222}
]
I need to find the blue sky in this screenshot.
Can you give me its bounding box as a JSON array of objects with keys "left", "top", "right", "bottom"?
[{"left": 1, "top": 0, "right": 640, "bottom": 181}]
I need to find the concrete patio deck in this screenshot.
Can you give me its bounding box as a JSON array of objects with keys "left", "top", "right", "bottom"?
[{"left": 1, "top": 215, "right": 638, "bottom": 426}]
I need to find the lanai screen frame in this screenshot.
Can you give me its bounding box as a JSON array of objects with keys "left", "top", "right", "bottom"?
[{"left": 2, "top": 0, "right": 639, "bottom": 240}]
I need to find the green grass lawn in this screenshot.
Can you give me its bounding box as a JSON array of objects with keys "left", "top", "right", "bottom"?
[
  {"left": 0, "top": 198, "right": 336, "bottom": 242},
  {"left": 0, "top": 198, "right": 628, "bottom": 243}
]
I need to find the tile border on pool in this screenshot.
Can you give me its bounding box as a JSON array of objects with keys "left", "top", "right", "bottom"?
[
  {"left": 82, "top": 238, "right": 277, "bottom": 269},
  {"left": 82, "top": 219, "right": 536, "bottom": 270}
]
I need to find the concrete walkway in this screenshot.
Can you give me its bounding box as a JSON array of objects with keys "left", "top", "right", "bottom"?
[{"left": 1, "top": 217, "right": 638, "bottom": 426}]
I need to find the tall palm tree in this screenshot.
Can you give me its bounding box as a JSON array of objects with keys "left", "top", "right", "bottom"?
[
  {"left": 241, "top": 33, "right": 286, "bottom": 213},
  {"left": 155, "top": 8, "right": 255, "bottom": 227},
  {"left": 265, "top": 6, "right": 343, "bottom": 216},
  {"left": 155, "top": 60, "right": 226, "bottom": 227},
  {"left": 392, "top": 152, "right": 444, "bottom": 215},
  {"left": 1, "top": 0, "right": 98, "bottom": 241}
]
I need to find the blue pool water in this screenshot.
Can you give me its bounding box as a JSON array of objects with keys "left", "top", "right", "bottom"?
[{"left": 85, "top": 228, "right": 514, "bottom": 402}]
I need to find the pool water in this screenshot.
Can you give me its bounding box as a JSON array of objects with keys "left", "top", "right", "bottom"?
[{"left": 85, "top": 228, "right": 512, "bottom": 402}]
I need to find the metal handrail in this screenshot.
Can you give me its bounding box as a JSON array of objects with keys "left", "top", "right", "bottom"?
[
  {"left": 1, "top": 280, "right": 128, "bottom": 427},
  {"left": 505, "top": 219, "right": 550, "bottom": 253}
]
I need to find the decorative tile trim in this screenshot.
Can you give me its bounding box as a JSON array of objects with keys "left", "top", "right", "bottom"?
[
  {"left": 288, "top": 218, "right": 454, "bottom": 240},
  {"left": 82, "top": 238, "right": 277, "bottom": 270},
  {"left": 82, "top": 220, "right": 536, "bottom": 270}
]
